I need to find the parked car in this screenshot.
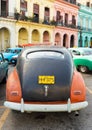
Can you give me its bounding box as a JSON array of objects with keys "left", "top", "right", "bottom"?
[
  {"left": 3, "top": 47, "right": 23, "bottom": 63},
  {"left": 4, "top": 46, "right": 88, "bottom": 113},
  {"left": 69, "top": 47, "right": 92, "bottom": 73},
  {"left": 0, "top": 53, "right": 8, "bottom": 83}
]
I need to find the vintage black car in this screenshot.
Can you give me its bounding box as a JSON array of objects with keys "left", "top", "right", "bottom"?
[
  {"left": 4, "top": 46, "right": 88, "bottom": 113},
  {"left": 0, "top": 53, "right": 8, "bottom": 83}
]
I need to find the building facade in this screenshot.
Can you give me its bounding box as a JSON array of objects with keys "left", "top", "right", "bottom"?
[
  {"left": 54, "top": 0, "right": 79, "bottom": 47},
  {"left": 78, "top": 5, "right": 92, "bottom": 47},
  {"left": 0, "top": 0, "right": 92, "bottom": 50},
  {"left": 0, "top": 0, "right": 55, "bottom": 50}
]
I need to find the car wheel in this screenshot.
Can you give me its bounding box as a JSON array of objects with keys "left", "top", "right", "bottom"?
[
  {"left": 78, "top": 66, "right": 88, "bottom": 73},
  {"left": 11, "top": 59, "right": 16, "bottom": 65}
]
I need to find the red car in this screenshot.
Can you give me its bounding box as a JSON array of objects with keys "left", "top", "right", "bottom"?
[{"left": 4, "top": 46, "right": 88, "bottom": 114}]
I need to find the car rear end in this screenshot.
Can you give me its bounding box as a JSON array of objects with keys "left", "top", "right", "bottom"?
[{"left": 4, "top": 46, "right": 88, "bottom": 113}]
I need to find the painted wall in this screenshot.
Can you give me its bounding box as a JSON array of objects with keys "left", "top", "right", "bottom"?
[
  {"left": 78, "top": 5, "right": 92, "bottom": 47},
  {"left": 54, "top": 0, "right": 79, "bottom": 47},
  {"left": 2, "top": 0, "right": 92, "bottom": 49},
  {"left": 8, "top": 0, "right": 16, "bottom": 16}
]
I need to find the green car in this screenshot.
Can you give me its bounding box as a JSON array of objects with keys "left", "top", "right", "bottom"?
[{"left": 69, "top": 47, "right": 92, "bottom": 73}]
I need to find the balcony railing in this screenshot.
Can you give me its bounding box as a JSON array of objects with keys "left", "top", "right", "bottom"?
[
  {"left": 0, "top": 12, "right": 79, "bottom": 29},
  {"left": 64, "top": 0, "right": 77, "bottom": 5},
  {"left": 64, "top": 0, "right": 80, "bottom": 6},
  {"left": 0, "top": 11, "right": 8, "bottom": 17},
  {"left": 77, "top": 26, "right": 92, "bottom": 32}
]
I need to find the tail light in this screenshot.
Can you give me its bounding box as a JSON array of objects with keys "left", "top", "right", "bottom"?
[
  {"left": 70, "top": 71, "right": 86, "bottom": 103},
  {"left": 6, "top": 68, "right": 22, "bottom": 102}
]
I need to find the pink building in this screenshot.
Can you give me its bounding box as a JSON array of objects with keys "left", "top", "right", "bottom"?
[{"left": 54, "top": 0, "right": 79, "bottom": 47}]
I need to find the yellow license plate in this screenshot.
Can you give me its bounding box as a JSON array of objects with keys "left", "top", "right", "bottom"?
[{"left": 38, "top": 75, "right": 55, "bottom": 84}]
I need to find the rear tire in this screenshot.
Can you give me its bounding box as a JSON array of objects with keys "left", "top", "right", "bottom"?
[{"left": 78, "top": 66, "right": 88, "bottom": 73}]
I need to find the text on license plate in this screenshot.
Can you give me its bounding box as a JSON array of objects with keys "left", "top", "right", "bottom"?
[{"left": 38, "top": 75, "right": 55, "bottom": 84}]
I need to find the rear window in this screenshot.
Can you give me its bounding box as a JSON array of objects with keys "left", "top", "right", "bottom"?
[
  {"left": 82, "top": 50, "right": 92, "bottom": 55},
  {"left": 27, "top": 51, "right": 64, "bottom": 59}
]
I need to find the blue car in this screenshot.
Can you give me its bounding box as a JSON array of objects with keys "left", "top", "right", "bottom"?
[
  {"left": 0, "top": 53, "right": 8, "bottom": 83},
  {"left": 3, "top": 47, "right": 23, "bottom": 63}
]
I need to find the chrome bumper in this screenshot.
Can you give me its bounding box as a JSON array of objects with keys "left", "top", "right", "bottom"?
[{"left": 4, "top": 98, "right": 88, "bottom": 113}]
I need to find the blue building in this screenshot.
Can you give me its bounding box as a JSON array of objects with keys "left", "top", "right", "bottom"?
[{"left": 78, "top": 5, "right": 92, "bottom": 47}]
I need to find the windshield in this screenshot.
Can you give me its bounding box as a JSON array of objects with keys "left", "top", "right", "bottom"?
[
  {"left": 5, "top": 49, "right": 21, "bottom": 54},
  {"left": 82, "top": 49, "right": 92, "bottom": 55},
  {"left": 5, "top": 49, "right": 14, "bottom": 53}
]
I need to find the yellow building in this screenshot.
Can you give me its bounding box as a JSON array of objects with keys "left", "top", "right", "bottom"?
[
  {"left": 0, "top": 0, "right": 80, "bottom": 50},
  {"left": 0, "top": 0, "right": 55, "bottom": 50}
]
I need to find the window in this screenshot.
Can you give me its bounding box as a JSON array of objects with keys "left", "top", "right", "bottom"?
[
  {"left": 20, "top": 0, "right": 27, "bottom": 15},
  {"left": 56, "top": 11, "right": 63, "bottom": 25},
  {"left": 65, "top": 13, "right": 68, "bottom": 25},
  {"left": 44, "top": 7, "right": 50, "bottom": 24},
  {"left": 72, "top": 15, "right": 76, "bottom": 26},
  {"left": 33, "top": 4, "right": 39, "bottom": 23},
  {"left": 72, "top": 50, "right": 80, "bottom": 55},
  {"left": 86, "top": 2, "right": 90, "bottom": 7},
  {"left": 27, "top": 51, "right": 64, "bottom": 59}
]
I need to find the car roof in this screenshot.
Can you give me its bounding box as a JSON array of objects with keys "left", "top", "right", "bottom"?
[
  {"left": 69, "top": 47, "right": 92, "bottom": 52},
  {"left": 69, "top": 47, "right": 91, "bottom": 50},
  {"left": 22, "top": 45, "right": 68, "bottom": 52}
]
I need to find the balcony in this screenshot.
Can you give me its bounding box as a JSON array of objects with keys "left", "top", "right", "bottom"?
[
  {"left": 64, "top": 0, "right": 77, "bottom": 5},
  {"left": 0, "top": 12, "right": 78, "bottom": 30},
  {"left": 77, "top": 26, "right": 92, "bottom": 32}
]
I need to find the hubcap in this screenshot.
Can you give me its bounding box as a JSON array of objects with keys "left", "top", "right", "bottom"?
[{"left": 79, "top": 66, "right": 87, "bottom": 73}]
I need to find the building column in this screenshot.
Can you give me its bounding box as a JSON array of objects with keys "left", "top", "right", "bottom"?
[
  {"left": 88, "top": 37, "right": 90, "bottom": 47},
  {"left": 0, "top": 0, "right": 1, "bottom": 15},
  {"left": 68, "top": 13, "right": 72, "bottom": 25},
  {"left": 60, "top": 34, "right": 63, "bottom": 47},
  {"left": 1, "top": 30, "right": 4, "bottom": 50},
  {"left": 83, "top": 17, "right": 86, "bottom": 28},
  {"left": 40, "top": 30, "right": 43, "bottom": 43},
  {"left": 82, "top": 36, "right": 85, "bottom": 47},
  {"left": 15, "top": 32, "right": 19, "bottom": 46},
  {"left": 10, "top": 29, "right": 17, "bottom": 47},
  {"left": 28, "top": 29, "right": 32, "bottom": 43},
  {"left": 74, "top": 34, "right": 78, "bottom": 47},
  {"left": 39, "top": 6, "right": 44, "bottom": 22},
  {"left": 68, "top": 36, "right": 70, "bottom": 48},
  {"left": 50, "top": 31, "right": 54, "bottom": 45}
]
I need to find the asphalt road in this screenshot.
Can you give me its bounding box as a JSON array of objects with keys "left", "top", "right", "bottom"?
[{"left": 0, "top": 66, "right": 92, "bottom": 130}]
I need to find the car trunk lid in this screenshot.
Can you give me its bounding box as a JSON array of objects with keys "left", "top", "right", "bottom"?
[{"left": 17, "top": 49, "right": 73, "bottom": 102}]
